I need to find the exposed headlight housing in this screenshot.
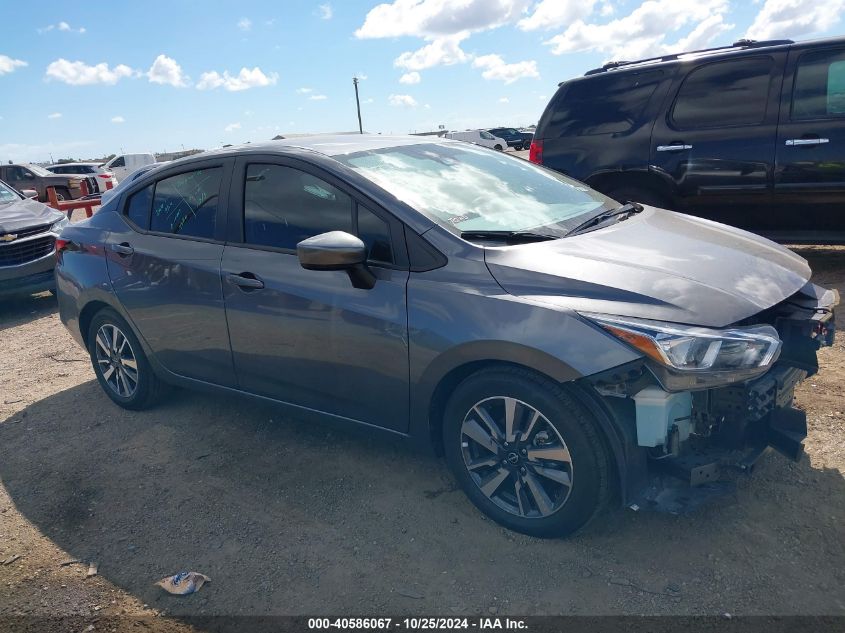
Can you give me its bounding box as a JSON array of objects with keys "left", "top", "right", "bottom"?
[
  {"left": 51, "top": 215, "right": 69, "bottom": 232},
  {"left": 583, "top": 313, "right": 782, "bottom": 391}
]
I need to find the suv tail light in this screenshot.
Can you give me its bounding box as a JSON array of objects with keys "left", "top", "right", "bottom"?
[
  {"left": 98, "top": 173, "right": 113, "bottom": 179},
  {"left": 529, "top": 140, "right": 543, "bottom": 164}
]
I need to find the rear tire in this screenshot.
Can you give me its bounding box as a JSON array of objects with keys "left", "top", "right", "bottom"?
[
  {"left": 442, "top": 366, "right": 611, "bottom": 537},
  {"left": 494, "top": 144, "right": 503, "bottom": 151},
  {"left": 603, "top": 184, "right": 671, "bottom": 210},
  {"left": 55, "top": 187, "right": 71, "bottom": 201},
  {"left": 87, "top": 308, "right": 166, "bottom": 410}
]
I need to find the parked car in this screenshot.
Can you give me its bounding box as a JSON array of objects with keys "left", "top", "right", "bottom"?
[
  {"left": 0, "top": 179, "right": 68, "bottom": 296},
  {"left": 531, "top": 36, "right": 845, "bottom": 243},
  {"left": 47, "top": 162, "right": 118, "bottom": 193},
  {"left": 56, "top": 136, "right": 837, "bottom": 537},
  {"left": 99, "top": 163, "right": 162, "bottom": 207},
  {"left": 0, "top": 163, "right": 95, "bottom": 202},
  {"left": 444, "top": 130, "right": 508, "bottom": 150},
  {"left": 100, "top": 153, "right": 157, "bottom": 182},
  {"left": 488, "top": 127, "right": 533, "bottom": 150}
]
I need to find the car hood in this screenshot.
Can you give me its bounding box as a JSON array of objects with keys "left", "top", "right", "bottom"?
[
  {"left": 0, "top": 197, "right": 64, "bottom": 233},
  {"left": 484, "top": 207, "right": 811, "bottom": 328}
]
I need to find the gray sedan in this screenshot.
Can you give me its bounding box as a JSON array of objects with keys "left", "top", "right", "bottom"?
[{"left": 55, "top": 136, "right": 837, "bottom": 536}]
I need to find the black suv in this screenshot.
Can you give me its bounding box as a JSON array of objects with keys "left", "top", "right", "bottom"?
[{"left": 531, "top": 37, "right": 845, "bottom": 244}]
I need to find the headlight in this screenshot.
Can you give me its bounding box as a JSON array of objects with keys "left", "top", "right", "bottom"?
[
  {"left": 51, "top": 215, "right": 69, "bottom": 232},
  {"left": 583, "top": 313, "right": 781, "bottom": 390}
]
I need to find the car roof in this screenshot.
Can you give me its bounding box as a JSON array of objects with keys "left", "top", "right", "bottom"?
[
  {"left": 182, "top": 134, "right": 452, "bottom": 163},
  {"left": 576, "top": 35, "right": 845, "bottom": 81}
]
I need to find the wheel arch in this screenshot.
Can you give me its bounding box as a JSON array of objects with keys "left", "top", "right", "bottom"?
[
  {"left": 586, "top": 169, "right": 675, "bottom": 204},
  {"left": 414, "top": 349, "right": 639, "bottom": 505},
  {"left": 78, "top": 300, "right": 112, "bottom": 347}
]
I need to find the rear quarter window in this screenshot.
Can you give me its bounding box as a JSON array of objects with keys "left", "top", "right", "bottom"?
[{"left": 546, "top": 70, "right": 663, "bottom": 137}]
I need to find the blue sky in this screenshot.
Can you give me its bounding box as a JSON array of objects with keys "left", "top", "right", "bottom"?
[{"left": 1, "top": 0, "right": 843, "bottom": 162}]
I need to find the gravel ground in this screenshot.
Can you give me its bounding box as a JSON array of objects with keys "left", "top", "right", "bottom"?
[{"left": 0, "top": 233, "right": 843, "bottom": 626}]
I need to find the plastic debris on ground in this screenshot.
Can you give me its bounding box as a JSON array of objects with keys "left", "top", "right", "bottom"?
[{"left": 156, "top": 571, "right": 211, "bottom": 595}]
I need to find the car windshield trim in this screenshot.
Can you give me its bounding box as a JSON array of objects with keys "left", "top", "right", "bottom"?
[{"left": 335, "top": 142, "right": 609, "bottom": 237}]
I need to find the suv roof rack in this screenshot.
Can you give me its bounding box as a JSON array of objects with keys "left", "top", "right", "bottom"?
[{"left": 583, "top": 38, "right": 794, "bottom": 76}]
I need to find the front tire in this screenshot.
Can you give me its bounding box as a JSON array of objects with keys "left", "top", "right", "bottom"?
[
  {"left": 443, "top": 367, "right": 611, "bottom": 537},
  {"left": 87, "top": 308, "right": 165, "bottom": 410}
]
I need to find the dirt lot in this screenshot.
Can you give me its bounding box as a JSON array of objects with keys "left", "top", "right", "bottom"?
[{"left": 0, "top": 239, "right": 843, "bottom": 627}]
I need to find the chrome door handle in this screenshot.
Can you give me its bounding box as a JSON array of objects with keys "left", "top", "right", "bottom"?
[
  {"left": 227, "top": 273, "right": 264, "bottom": 290},
  {"left": 110, "top": 242, "right": 134, "bottom": 256},
  {"left": 785, "top": 138, "right": 829, "bottom": 146},
  {"left": 656, "top": 144, "right": 693, "bottom": 152}
]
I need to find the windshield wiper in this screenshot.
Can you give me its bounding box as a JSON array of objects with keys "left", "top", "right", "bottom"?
[
  {"left": 460, "top": 230, "right": 559, "bottom": 243},
  {"left": 564, "top": 202, "right": 643, "bottom": 237}
]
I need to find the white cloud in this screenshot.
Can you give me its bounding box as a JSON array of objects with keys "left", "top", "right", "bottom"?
[
  {"left": 400, "top": 71, "right": 421, "bottom": 84},
  {"left": 472, "top": 54, "right": 539, "bottom": 83},
  {"left": 518, "top": 0, "right": 597, "bottom": 30},
  {"left": 499, "top": 97, "right": 509, "bottom": 103},
  {"left": 0, "top": 55, "right": 27, "bottom": 75},
  {"left": 47, "top": 112, "right": 62, "bottom": 119},
  {"left": 38, "top": 21, "right": 85, "bottom": 34},
  {"left": 599, "top": 2, "right": 615, "bottom": 17},
  {"left": 309, "top": 94, "right": 328, "bottom": 100},
  {"left": 238, "top": 17, "right": 252, "bottom": 31},
  {"left": 197, "top": 67, "right": 278, "bottom": 91},
  {"left": 389, "top": 93, "right": 418, "bottom": 107},
  {"left": 394, "top": 34, "right": 469, "bottom": 71},
  {"left": 363, "top": 97, "right": 375, "bottom": 104},
  {"left": 544, "top": 0, "right": 733, "bottom": 60},
  {"left": 147, "top": 54, "right": 189, "bottom": 87},
  {"left": 225, "top": 122, "right": 242, "bottom": 133},
  {"left": 355, "top": 0, "right": 530, "bottom": 38},
  {"left": 746, "top": 0, "right": 845, "bottom": 39},
  {"left": 318, "top": 3, "right": 333, "bottom": 19},
  {"left": 296, "top": 87, "right": 314, "bottom": 93},
  {"left": 45, "top": 59, "right": 136, "bottom": 85},
  {"left": 111, "top": 116, "right": 125, "bottom": 123}
]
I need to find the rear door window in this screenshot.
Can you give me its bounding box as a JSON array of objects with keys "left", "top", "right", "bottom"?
[
  {"left": 672, "top": 57, "right": 773, "bottom": 129},
  {"left": 150, "top": 168, "right": 222, "bottom": 239},
  {"left": 549, "top": 70, "right": 663, "bottom": 136},
  {"left": 792, "top": 48, "right": 845, "bottom": 119}
]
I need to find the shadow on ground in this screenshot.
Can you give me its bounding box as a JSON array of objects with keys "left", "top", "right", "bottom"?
[
  {"left": 1, "top": 379, "right": 844, "bottom": 616},
  {"left": 0, "top": 292, "right": 56, "bottom": 332}
]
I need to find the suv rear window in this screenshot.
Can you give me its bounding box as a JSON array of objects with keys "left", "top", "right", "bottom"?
[
  {"left": 547, "top": 70, "right": 663, "bottom": 137},
  {"left": 792, "top": 48, "right": 845, "bottom": 119},
  {"left": 672, "top": 57, "right": 773, "bottom": 129}
]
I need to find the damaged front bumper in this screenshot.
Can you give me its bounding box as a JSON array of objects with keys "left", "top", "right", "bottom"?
[{"left": 590, "top": 282, "right": 837, "bottom": 510}]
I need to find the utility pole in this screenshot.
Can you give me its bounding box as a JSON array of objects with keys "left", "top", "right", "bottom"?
[{"left": 353, "top": 77, "right": 363, "bottom": 134}]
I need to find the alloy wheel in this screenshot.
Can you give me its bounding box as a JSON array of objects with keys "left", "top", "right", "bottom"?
[
  {"left": 94, "top": 323, "right": 139, "bottom": 398},
  {"left": 460, "top": 396, "right": 573, "bottom": 518}
]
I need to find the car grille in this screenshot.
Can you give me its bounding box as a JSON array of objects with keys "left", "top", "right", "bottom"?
[
  {"left": 0, "top": 224, "right": 53, "bottom": 241},
  {"left": 0, "top": 236, "right": 56, "bottom": 267}
]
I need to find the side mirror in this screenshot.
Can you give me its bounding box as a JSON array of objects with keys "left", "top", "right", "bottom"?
[
  {"left": 297, "top": 231, "right": 376, "bottom": 290},
  {"left": 21, "top": 189, "right": 38, "bottom": 199}
]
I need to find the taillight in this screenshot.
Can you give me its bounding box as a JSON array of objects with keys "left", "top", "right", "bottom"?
[
  {"left": 55, "top": 238, "right": 70, "bottom": 262},
  {"left": 97, "top": 173, "right": 113, "bottom": 178},
  {"left": 528, "top": 139, "right": 543, "bottom": 164}
]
